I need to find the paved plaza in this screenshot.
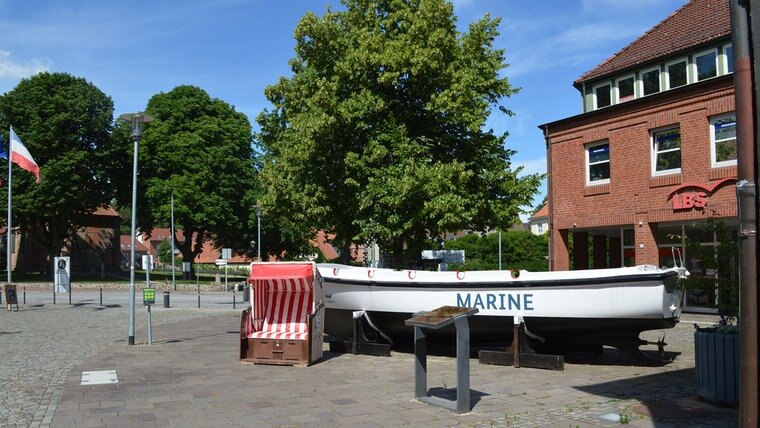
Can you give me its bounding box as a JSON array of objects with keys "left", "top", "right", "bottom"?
[{"left": 0, "top": 291, "right": 740, "bottom": 427}]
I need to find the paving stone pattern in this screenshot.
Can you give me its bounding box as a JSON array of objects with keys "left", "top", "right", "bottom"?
[
  {"left": 0, "top": 299, "right": 741, "bottom": 428},
  {"left": 0, "top": 302, "right": 226, "bottom": 427}
]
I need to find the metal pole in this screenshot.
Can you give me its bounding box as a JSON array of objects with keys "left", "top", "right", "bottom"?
[
  {"left": 257, "top": 208, "right": 262, "bottom": 260},
  {"left": 147, "top": 304, "right": 152, "bottom": 345},
  {"left": 121, "top": 112, "right": 153, "bottom": 346},
  {"left": 498, "top": 230, "right": 502, "bottom": 270},
  {"left": 731, "top": 1, "right": 758, "bottom": 425},
  {"left": 128, "top": 133, "right": 138, "bottom": 346},
  {"left": 171, "top": 191, "right": 176, "bottom": 291},
  {"left": 100, "top": 287, "right": 103, "bottom": 307}
]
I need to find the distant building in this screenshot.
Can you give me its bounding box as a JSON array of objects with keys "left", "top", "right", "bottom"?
[
  {"left": 8, "top": 206, "right": 123, "bottom": 274},
  {"left": 529, "top": 204, "right": 549, "bottom": 235}
]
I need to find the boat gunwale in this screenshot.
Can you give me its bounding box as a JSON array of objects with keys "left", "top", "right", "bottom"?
[{"left": 321, "top": 270, "right": 679, "bottom": 290}]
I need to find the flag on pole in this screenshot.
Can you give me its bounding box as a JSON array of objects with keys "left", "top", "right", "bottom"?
[{"left": 9, "top": 127, "right": 40, "bottom": 183}]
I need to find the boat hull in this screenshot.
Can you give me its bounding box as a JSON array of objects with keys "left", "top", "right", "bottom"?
[{"left": 318, "top": 264, "right": 684, "bottom": 348}]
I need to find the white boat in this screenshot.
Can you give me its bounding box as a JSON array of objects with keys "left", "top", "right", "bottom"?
[{"left": 317, "top": 264, "right": 687, "bottom": 354}]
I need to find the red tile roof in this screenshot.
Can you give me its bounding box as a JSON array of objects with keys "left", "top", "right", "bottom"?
[
  {"left": 530, "top": 203, "right": 549, "bottom": 220},
  {"left": 575, "top": 0, "right": 730, "bottom": 86}
]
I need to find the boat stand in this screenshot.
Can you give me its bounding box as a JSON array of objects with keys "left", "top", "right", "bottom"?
[
  {"left": 327, "top": 311, "right": 391, "bottom": 357},
  {"left": 479, "top": 318, "right": 564, "bottom": 371},
  {"left": 405, "top": 306, "right": 479, "bottom": 414}
]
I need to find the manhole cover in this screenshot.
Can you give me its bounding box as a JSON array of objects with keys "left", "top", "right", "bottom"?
[{"left": 632, "top": 403, "right": 711, "bottom": 420}]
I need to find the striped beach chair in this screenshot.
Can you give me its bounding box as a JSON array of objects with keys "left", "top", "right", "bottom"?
[{"left": 240, "top": 262, "right": 325, "bottom": 366}]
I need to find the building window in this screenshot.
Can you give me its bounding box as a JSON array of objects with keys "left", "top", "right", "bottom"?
[
  {"left": 617, "top": 75, "right": 634, "bottom": 103},
  {"left": 711, "top": 113, "right": 737, "bottom": 167},
  {"left": 723, "top": 44, "right": 734, "bottom": 74},
  {"left": 622, "top": 228, "right": 635, "bottom": 267},
  {"left": 641, "top": 67, "right": 660, "bottom": 96},
  {"left": 666, "top": 59, "right": 688, "bottom": 89},
  {"left": 652, "top": 127, "right": 681, "bottom": 175},
  {"left": 594, "top": 83, "right": 611, "bottom": 109},
  {"left": 586, "top": 141, "right": 610, "bottom": 184},
  {"left": 695, "top": 49, "right": 718, "bottom": 81}
]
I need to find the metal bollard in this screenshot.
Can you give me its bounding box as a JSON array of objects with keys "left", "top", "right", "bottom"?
[
  {"left": 163, "top": 291, "right": 170, "bottom": 308},
  {"left": 100, "top": 287, "right": 103, "bottom": 306},
  {"left": 23, "top": 287, "right": 26, "bottom": 305}
]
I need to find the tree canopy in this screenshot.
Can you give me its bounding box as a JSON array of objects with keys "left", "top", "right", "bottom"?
[
  {"left": 257, "top": 0, "right": 541, "bottom": 267},
  {"left": 445, "top": 230, "right": 549, "bottom": 272},
  {"left": 136, "top": 85, "right": 257, "bottom": 269},
  {"left": 0, "top": 72, "right": 118, "bottom": 265}
]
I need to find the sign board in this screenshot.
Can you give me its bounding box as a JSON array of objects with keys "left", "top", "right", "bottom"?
[
  {"left": 215, "top": 259, "right": 227, "bottom": 266},
  {"left": 183, "top": 262, "right": 191, "bottom": 272},
  {"left": 141, "top": 255, "right": 153, "bottom": 271},
  {"left": 5, "top": 284, "right": 18, "bottom": 306},
  {"left": 421, "top": 250, "right": 465, "bottom": 265},
  {"left": 143, "top": 287, "right": 156, "bottom": 306},
  {"left": 221, "top": 248, "right": 232, "bottom": 260},
  {"left": 54, "top": 256, "right": 71, "bottom": 293}
]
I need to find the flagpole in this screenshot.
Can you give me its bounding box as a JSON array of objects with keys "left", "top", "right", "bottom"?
[{"left": 7, "top": 128, "right": 12, "bottom": 288}]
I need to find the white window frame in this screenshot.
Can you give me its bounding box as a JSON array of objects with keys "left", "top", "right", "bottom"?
[
  {"left": 651, "top": 127, "right": 681, "bottom": 176},
  {"left": 665, "top": 57, "right": 689, "bottom": 90},
  {"left": 586, "top": 140, "right": 610, "bottom": 185},
  {"left": 615, "top": 74, "right": 635, "bottom": 104},
  {"left": 592, "top": 81, "right": 612, "bottom": 110},
  {"left": 710, "top": 112, "right": 737, "bottom": 168},
  {"left": 721, "top": 43, "right": 733, "bottom": 75},
  {"left": 639, "top": 66, "right": 661, "bottom": 96},
  {"left": 693, "top": 48, "right": 719, "bottom": 82}
]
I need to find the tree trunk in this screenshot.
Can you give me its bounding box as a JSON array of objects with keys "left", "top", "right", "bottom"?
[{"left": 390, "top": 240, "right": 404, "bottom": 270}]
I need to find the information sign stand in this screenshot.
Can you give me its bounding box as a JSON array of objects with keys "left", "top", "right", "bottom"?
[
  {"left": 405, "top": 306, "right": 478, "bottom": 414},
  {"left": 5, "top": 284, "right": 19, "bottom": 312},
  {"left": 143, "top": 287, "right": 155, "bottom": 345}
]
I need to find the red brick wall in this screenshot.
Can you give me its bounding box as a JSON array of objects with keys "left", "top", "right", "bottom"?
[{"left": 545, "top": 76, "right": 737, "bottom": 270}]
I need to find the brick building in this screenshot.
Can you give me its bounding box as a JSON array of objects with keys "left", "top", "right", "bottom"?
[{"left": 539, "top": 0, "right": 734, "bottom": 311}]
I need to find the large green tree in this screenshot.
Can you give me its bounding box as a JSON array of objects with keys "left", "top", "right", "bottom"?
[
  {"left": 0, "top": 72, "right": 117, "bottom": 269},
  {"left": 136, "top": 86, "right": 257, "bottom": 272},
  {"left": 257, "top": 0, "right": 541, "bottom": 268}
]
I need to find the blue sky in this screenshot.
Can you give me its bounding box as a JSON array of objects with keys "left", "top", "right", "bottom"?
[{"left": 0, "top": 0, "right": 689, "bottom": 215}]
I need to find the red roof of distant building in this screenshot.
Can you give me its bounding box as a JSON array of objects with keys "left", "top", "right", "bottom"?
[
  {"left": 575, "top": 0, "right": 730, "bottom": 86},
  {"left": 92, "top": 206, "right": 121, "bottom": 217},
  {"left": 530, "top": 203, "right": 549, "bottom": 220},
  {"left": 120, "top": 235, "right": 149, "bottom": 253}
]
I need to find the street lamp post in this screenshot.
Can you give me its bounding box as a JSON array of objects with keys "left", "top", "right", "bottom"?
[
  {"left": 171, "top": 190, "right": 176, "bottom": 290},
  {"left": 119, "top": 112, "right": 154, "bottom": 346},
  {"left": 256, "top": 205, "right": 262, "bottom": 260}
]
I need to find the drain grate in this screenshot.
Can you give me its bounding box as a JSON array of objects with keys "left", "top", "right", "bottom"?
[{"left": 81, "top": 370, "right": 118, "bottom": 385}]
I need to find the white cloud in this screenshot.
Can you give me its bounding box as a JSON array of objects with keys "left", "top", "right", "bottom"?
[{"left": 0, "top": 50, "right": 51, "bottom": 80}]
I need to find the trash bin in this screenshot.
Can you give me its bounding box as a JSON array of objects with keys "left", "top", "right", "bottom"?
[
  {"left": 163, "top": 291, "right": 170, "bottom": 308},
  {"left": 244, "top": 285, "right": 250, "bottom": 302}
]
